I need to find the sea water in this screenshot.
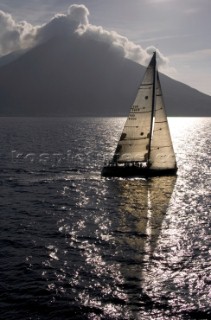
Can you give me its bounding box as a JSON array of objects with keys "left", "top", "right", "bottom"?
[{"left": 0, "top": 117, "right": 210, "bottom": 320}]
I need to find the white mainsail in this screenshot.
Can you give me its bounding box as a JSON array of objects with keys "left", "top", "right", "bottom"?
[
  {"left": 150, "top": 74, "right": 177, "bottom": 169},
  {"left": 113, "top": 54, "right": 156, "bottom": 163}
]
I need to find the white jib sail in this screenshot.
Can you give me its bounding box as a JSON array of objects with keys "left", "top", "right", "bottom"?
[
  {"left": 150, "top": 74, "right": 177, "bottom": 169},
  {"left": 113, "top": 55, "right": 155, "bottom": 163}
]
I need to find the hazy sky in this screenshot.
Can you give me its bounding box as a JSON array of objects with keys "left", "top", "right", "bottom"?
[{"left": 0, "top": 0, "right": 210, "bottom": 95}]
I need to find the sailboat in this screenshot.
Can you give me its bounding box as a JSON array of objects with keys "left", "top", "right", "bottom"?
[{"left": 102, "top": 52, "right": 177, "bottom": 177}]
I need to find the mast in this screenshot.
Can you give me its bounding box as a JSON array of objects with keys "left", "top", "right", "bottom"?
[{"left": 147, "top": 51, "right": 157, "bottom": 167}]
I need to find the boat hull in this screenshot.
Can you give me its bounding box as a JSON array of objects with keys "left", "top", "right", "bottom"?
[{"left": 101, "top": 165, "right": 177, "bottom": 178}]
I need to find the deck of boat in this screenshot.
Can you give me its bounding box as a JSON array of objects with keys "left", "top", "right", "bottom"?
[{"left": 101, "top": 163, "right": 177, "bottom": 178}]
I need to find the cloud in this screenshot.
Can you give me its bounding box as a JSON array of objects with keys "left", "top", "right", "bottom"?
[
  {"left": 77, "top": 25, "right": 174, "bottom": 72},
  {"left": 35, "top": 4, "right": 90, "bottom": 43},
  {"left": 73, "top": 5, "right": 170, "bottom": 68},
  {"left": 0, "top": 4, "right": 173, "bottom": 73},
  {"left": 77, "top": 24, "right": 150, "bottom": 65},
  {"left": 0, "top": 10, "right": 36, "bottom": 55},
  {"left": 68, "top": 4, "right": 89, "bottom": 25}
]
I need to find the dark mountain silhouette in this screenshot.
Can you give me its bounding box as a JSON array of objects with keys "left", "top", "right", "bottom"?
[{"left": 0, "top": 34, "right": 210, "bottom": 116}]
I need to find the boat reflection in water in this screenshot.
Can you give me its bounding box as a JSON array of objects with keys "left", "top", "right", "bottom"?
[
  {"left": 110, "top": 176, "right": 176, "bottom": 316},
  {"left": 42, "top": 174, "right": 176, "bottom": 319}
]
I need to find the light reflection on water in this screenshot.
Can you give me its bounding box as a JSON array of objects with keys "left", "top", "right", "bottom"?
[
  {"left": 41, "top": 175, "right": 178, "bottom": 319},
  {"left": 0, "top": 117, "right": 210, "bottom": 319},
  {"left": 37, "top": 118, "right": 210, "bottom": 319}
]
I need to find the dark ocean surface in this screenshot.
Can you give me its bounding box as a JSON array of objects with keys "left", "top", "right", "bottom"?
[{"left": 0, "top": 117, "right": 210, "bottom": 320}]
